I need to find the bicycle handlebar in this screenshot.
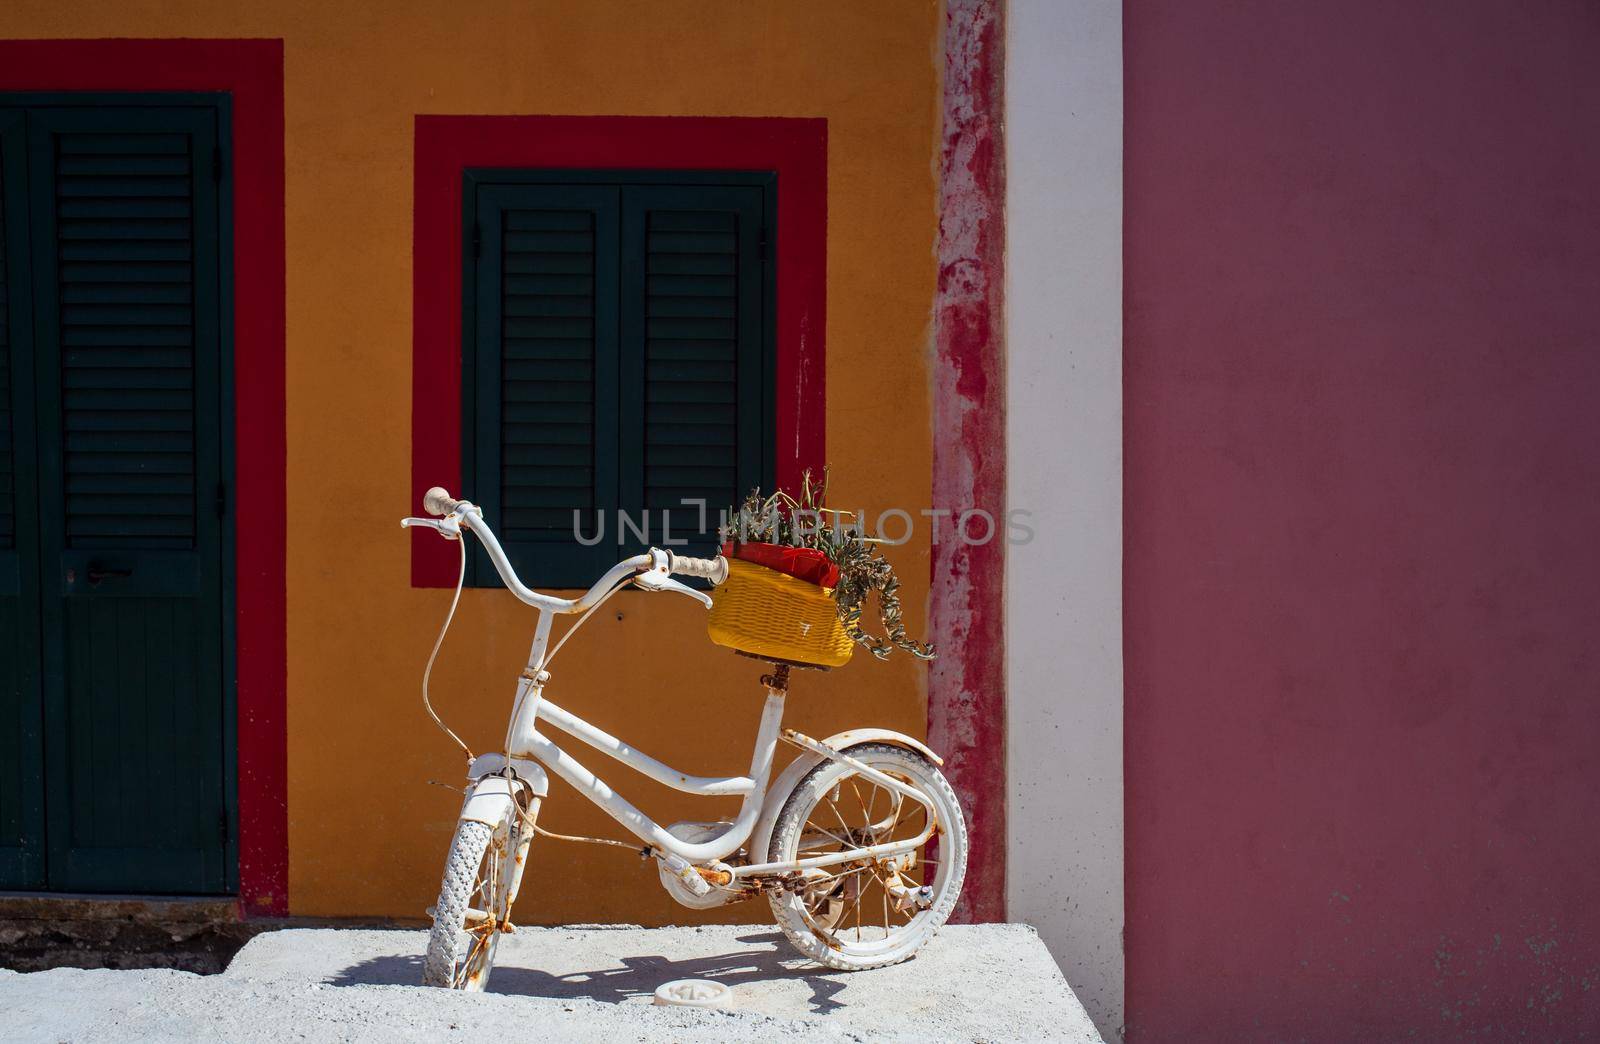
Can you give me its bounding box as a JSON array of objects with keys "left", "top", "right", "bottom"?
[
  {"left": 667, "top": 552, "right": 728, "bottom": 585},
  {"left": 411, "top": 486, "right": 726, "bottom": 611},
  {"left": 424, "top": 486, "right": 463, "bottom": 516}
]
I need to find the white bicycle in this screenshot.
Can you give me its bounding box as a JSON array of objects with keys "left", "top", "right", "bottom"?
[{"left": 402, "top": 487, "right": 968, "bottom": 991}]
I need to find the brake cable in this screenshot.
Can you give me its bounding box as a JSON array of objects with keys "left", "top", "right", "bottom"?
[
  {"left": 421, "top": 535, "right": 474, "bottom": 759},
  {"left": 539, "top": 572, "right": 631, "bottom": 670}
]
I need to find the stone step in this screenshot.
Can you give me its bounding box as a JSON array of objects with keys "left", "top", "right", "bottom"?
[
  {"left": 2, "top": 922, "right": 1101, "bottom": 1041},
  {"left": 223, "top": 922, "right": 1103, "bottom": 1041}
]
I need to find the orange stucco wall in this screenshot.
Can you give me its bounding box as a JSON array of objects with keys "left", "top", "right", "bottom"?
[{"left": 3, "top": 1, "right": 941, "bottom": 919}]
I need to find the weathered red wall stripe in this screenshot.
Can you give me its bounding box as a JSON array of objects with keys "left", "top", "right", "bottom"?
[{"left": 930, "top": 0, "right": 1007, "bottom": 923}]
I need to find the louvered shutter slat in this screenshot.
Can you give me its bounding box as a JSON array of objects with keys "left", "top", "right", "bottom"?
[{"left": 60, "top": 241, "right": 190, "bottom": 262}]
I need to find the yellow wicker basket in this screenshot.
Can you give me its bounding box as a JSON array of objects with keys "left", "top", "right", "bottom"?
[{"left": 707, "top": 558, "right": 855, "bottom": 667}]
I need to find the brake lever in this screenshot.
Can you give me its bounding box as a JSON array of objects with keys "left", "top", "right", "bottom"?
[
  {"left": 633, "top": 570, "right": 713, "bottom": 608},
  {"left": 401, "top": 516, "right": 462, "bottom": 539}
]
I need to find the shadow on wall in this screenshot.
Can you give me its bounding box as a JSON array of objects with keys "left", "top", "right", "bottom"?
[{"left": 329, "top": 929, "right": 846, "bottom": 1013}]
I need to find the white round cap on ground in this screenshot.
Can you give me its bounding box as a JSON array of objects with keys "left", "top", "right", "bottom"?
[{"left": 652, "top": 978, "right": 735, "bottom": 1009}]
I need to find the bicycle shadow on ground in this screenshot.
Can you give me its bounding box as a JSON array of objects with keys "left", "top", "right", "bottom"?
[{"left": 328, "top": 931, "right": 849, "bottom": 1014}]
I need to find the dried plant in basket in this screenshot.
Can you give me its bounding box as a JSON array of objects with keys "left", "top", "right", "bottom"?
[{"left": 719, "top": 469, "right": 936, "bottom": 662}]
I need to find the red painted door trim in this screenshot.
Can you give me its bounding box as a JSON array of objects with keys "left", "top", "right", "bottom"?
[
  {"left": 0, "top": 39, "right": 288, "bottom": 916},
  {"left": 411, "top": 115, "right": 827, "bottom": 587}
]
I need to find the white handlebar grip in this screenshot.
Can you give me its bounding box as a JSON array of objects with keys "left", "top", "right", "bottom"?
[
  {"left": 669, "top": 553, "right": 729, "bottom": 585},
  {"left": 423, "top": 486, "right": 459, "bottom": 516}
]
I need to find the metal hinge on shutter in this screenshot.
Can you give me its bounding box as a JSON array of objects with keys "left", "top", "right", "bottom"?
[
  {"left": 473, "top": 222, "right": 482, "bottom": 259},
  {"left": 758, "top": 225, "right": 769, "bottom": 262},
  {"left": 212, "top": 146, "right": 223, "bottom": 183},
  {"left": 218, "top": 809, "right": 230, "bottom": 843}
]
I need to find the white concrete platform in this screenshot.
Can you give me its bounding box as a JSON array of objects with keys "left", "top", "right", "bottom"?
[{"left": 0, "top": 923, "right": 1102, "bottom": 1042}]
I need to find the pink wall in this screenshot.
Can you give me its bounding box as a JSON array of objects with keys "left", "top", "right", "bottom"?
[{"left": 1124, "top": 2, "right": 1600, "bottom": 1038}]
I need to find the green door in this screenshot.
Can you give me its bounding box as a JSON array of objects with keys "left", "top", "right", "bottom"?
[{"left": 0, "top": 97, "right": 233, "bottom": 894}]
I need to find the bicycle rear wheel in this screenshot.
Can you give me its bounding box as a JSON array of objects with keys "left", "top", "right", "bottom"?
[{"left": 766, "top": 742, "right": 967, "bottom": 970}]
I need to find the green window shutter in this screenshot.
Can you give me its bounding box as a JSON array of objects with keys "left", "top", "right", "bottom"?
[
  {"left": 620, "top": 185, "right": 766, "bottom": 560},
  {"left": 466, "top": 183, "right": 619, "bottom": 587},
  {"left": 463, "top": 172, "right": 773, "bottom": 588}
]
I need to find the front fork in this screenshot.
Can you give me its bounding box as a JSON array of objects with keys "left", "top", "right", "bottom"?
[
  {"left": 505, "top": 789, "right": 539, "bottom": 907},
  {"left": 462, "top": 753, "right": 549, "bottom": 916}
]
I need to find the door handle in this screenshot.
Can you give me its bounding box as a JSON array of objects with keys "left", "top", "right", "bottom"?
[{"left": 87, "top": 565, "right": 134, "bottom": 585}]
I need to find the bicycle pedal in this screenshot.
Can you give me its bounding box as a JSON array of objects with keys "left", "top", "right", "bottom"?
[
  {"left": 658, "top": 851, "right": 713, "bottom": 897},
  {"left": 677, "top": 866, "right": 713, "bottom": 897}
]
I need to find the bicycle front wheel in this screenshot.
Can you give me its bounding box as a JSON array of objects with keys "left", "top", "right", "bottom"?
[{"left": 422, "top": 819, "right": 511, "bottom": 990}]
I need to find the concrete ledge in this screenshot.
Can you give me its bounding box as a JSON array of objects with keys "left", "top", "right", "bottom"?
[{"left": 1, "top": 923, "right": 1102, "bottom": 1042}]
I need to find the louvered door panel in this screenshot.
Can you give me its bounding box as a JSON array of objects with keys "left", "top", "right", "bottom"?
[
  {"left": 56, "top": 131, "right": 198, "bottom": 551},
  {"left": 468, "top": 183, "right": 618, "bottom": 587},
  {"left": 25, "top": 104, "right": 228, "bottom": 895},
  {"left": 621, "top": 185, "right": 765, "bottom": 556}
]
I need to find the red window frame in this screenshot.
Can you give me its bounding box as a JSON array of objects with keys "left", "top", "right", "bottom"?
[{"left": 411, "top": 115, "right": 827, "bottom": 587}]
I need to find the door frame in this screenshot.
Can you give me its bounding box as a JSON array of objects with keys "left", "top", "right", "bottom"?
[{"left": 0, "top": 40, "right": 286, "bottom": 916}]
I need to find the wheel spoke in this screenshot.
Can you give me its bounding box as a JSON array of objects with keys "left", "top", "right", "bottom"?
[
  {"left": 833, "top": 874, "right": 869, "bottom": 938},
  {"left": 825, "top": 794, "right": 857, "bottom": 844},
  {"left": 799, "top": 819, "right": 856, "bottom": 852},
  {"left": 853, "top": 777, "right": 898, "bottom": 848},
  {"left": 847, "top": 777, "right": 869, "bottom": 819}
]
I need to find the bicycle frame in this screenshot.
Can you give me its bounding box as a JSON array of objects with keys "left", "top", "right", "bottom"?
[
  {"left": 502, "top": 661, "right": 937, "bottom": 876},
  {"left": 413, "top": 499, "right": 937, "bottom": 877},
  {"left": 504, "top": 664, "right": 783, "bottom": 864}
]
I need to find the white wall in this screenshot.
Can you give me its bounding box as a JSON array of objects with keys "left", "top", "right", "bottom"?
[{"left": 1005, "top": 0, "right": 1124, "bottom": 1038}]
